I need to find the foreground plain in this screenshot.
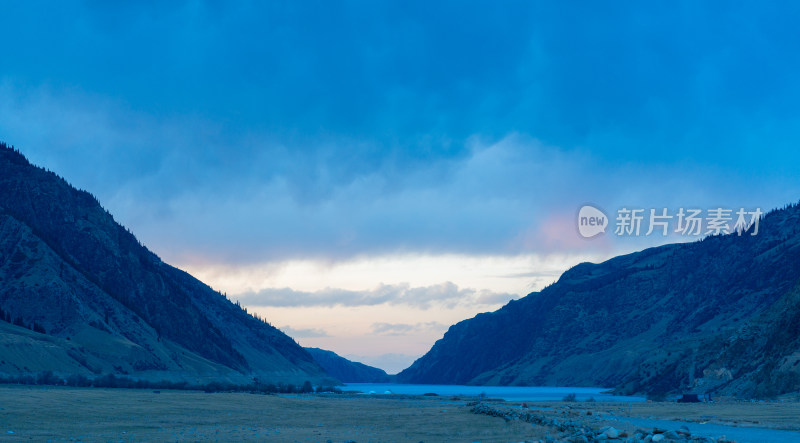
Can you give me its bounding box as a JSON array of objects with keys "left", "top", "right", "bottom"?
[
  {"left": 2, "top": 386, "right": 800, "bottom": 442},
  {"left": 0, "top": 385, "right": 542, "bottom": 441}
]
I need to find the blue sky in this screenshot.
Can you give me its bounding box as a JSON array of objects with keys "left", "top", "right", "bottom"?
[{"left": 2, "top": 1, "right": 800, "bottom": 372}]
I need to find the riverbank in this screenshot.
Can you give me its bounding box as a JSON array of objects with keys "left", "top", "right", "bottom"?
[{"left": 472, "top": 400, "right": 800, "bottom": 442}]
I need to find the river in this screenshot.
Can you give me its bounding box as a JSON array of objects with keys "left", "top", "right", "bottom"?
[{"left": 342, "top": 383, "right": 645, "bottom": 402}]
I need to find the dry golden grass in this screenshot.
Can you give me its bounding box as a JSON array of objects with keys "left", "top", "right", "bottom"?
[
  {"left": 3, "top": 385, "right": 799, "bottom": 442},
  {"left": 0, "top": 385, "right": 544, "bottom": 442}
]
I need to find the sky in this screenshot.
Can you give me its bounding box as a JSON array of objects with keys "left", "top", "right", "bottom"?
[{"left": 2, "top": 1, "right": 800, "bottom": 373}]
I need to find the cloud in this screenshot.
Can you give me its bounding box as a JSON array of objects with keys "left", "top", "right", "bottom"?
[
  {"left": 2, "top": 2, "right": 800, "bottom": 269},
  {"left": 5, "top": 3, "right": 799, "bottom": 375},
  {"left": 370, "top": 322, "right": 447, "bottom": 336},
  {"left": 5, "top": 1, "right": 800, "bottom": 172},
  {"left": 235, "top": 282, "right": 516, "bottom": 309},
  {"left": 474, "top": 290, "right": 518, "bottom": 306},
  {"left": 278, "top": 326, "right": 330, "bottom": 339}
]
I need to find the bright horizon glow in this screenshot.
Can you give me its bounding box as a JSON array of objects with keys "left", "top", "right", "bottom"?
[
  {"left": 180, "top": 252, "right": 608, "bottom": 296},
  {"left": 181, "top": 252, "right": 611, "bottom": 373}
]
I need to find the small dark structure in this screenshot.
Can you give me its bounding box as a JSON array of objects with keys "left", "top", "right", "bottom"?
[{"left": 677, "top": 393, "right": 700, "bottom": 403}]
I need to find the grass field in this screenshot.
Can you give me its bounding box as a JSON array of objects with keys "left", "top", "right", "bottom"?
[
  {"left": 2, "top": 385, "right": 800, "bottom": 442},
  {"left": 0, "top": 385, "right": 542, "bottom": 442}
]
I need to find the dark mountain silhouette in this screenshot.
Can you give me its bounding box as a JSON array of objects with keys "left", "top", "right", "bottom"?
[
  {"left": 398, "top": 202, "right": 800, "bottom": 398},
  {"left": 305, "top": 348, "right": 390, "bottom": 383},
  {"left": 0, "top": 142, "right": 330, "bottom": 384}
]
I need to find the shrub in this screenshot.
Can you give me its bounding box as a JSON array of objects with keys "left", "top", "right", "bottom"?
[
  {"left": 314, "top": 385, "right": 342, "bottom": 394},
  {"left": 92, "top": 373, "right": 119, "bottom": 388},
  {"left": 36, "top": 371, "right": 61, "bottom": 385},
  {"left": 66, "top": 374, "right": 92, "bottom": 387}
]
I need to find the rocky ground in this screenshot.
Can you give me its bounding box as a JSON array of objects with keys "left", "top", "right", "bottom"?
[
  {"left": 470, "top": 400, "right": 800, "bottom": 442},
  {"left": 472, "top": 402, "right": 715, "bottom": 442}
]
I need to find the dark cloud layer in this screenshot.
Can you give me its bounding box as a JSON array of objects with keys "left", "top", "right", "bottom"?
[{"left": 2, "top": 2, "right": 800, "bottom": 263}]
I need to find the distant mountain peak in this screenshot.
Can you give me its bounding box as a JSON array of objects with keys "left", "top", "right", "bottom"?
[{"left": 305, "top": 347, "right": 390, "bottom": 383}]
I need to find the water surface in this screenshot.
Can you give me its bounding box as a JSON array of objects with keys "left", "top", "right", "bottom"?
[{"left": 343, "top": 383, "right": 645, "bottom": 402}]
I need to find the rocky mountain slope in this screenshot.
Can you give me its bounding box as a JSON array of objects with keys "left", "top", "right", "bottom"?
[
  {"left": 305, "top": 347, "right": 390, "bottom": 383},
  {"left": 0, "top": 142, "right": 330, "bottom": 384},
  {"left": 397, "top": 203, "right": 800, "bottom": 398}
]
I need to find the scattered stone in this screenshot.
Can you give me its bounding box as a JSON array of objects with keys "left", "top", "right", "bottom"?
[{"left": 470, "top": 402, "right": 737, "bottom": 443}]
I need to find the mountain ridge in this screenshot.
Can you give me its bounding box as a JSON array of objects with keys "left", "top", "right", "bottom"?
[
  {"left": 0, "top": 141, "right": 331, "bottom": 384},
  {"left": 398, "top": 202, "right": 800, "bottom": 398},
  {"left": 305, "top": 347, "right": 391, "bottom": 383}
]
